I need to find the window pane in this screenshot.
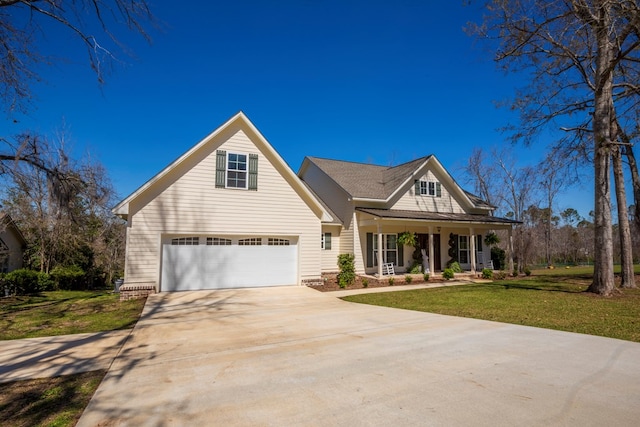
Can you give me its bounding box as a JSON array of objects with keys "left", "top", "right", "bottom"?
[
  {"left": 420, "top": 181, "right": 427, "bottom": 195},
  {"left": 386, "top": 235, "right": 397, "bottom": 250},
  {"left": 386, "top": 251, "right": 397, "bottom": 264}
]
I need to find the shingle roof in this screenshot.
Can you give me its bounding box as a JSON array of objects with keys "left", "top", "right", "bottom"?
[
  {"left": 305, "top": 156, "right": 430, "bottom": 199},
  {"left": 356, "top": 208, "right": 521, "bottom": 225},
  {"left": 301, "top": 182, "right": 343, "bottom": 224}
]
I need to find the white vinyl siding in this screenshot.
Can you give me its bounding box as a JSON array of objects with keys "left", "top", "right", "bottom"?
[
  {"left": 320, "top": 226, "right": 340, "bottom": 272},
  {"left": 124, "top": 129, "right": 321, "bottom": 289},
  {"left": 392, "top": 170, "right": 465, "bottom": 213}
]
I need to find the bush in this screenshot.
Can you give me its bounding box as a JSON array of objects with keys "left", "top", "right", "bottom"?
[
  {"left": 362, "top": 278, "right": 369, "bottom": 288},
  {"left": 37, "top": 272, "right": 55, "bottom": 291},
  {"left": 405, "top": 275, "right": 412, "bottom": 284},
  {"left": 50, "top": 265, "right": 86, "bottom": 290},
  {"left": 481, "top": 268, "right": 493, "bottom": 279},
  {"left": 337, "top": 254, "right": 356, "bottom": 289},
  {"left": 524, "top": 267, "right": 532, "bottom": 276},
  {"left": 409, "top": 262, "right": 422, "bottom": 274},
  {"left": 4, "top": 269, "right": 42, "bottom": 295},
  {"left": 512, "top": 269, "right": 519, "bottom": 277},
  {"left": 491, "top": 247, "right": 506, "bottom": 270},
  {"left": 442, "top": 269, "right": 454, "bottom": 280},
  {"left": 495, "top": 271, "right": 507, "bottom": 280},
  {"left": 423, "top": 273, "right": 430, "bottom": 281},
  {"left": 388, "top": 277, "right": 395, "bottom": 286},
  {"left": 449, "top": 262, "right": 462, "bottom": 273}
]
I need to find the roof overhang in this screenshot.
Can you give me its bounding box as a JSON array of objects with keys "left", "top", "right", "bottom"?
[{"left": 356, "top": 208, "right": 521, "bottom": 227}]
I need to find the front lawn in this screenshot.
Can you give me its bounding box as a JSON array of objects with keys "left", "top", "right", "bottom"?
[
  {"left": 342, "top": 274, "right": 640, "bottom": 342},
  {"left": 0, "top": 291, "right": 146, "bottom": 340},
  {"left": 0, "top": 370, "right": 105, "bottom": 427}
]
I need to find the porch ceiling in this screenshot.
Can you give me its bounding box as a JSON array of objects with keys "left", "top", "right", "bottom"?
[{"left": 356, "top": 208, "right": 521, "bottom": 226}]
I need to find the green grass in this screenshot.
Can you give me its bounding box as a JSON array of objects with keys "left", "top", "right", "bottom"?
[
  {"left": 0, "top": 370, "right": 105, "bottom": 427},
  {"left": 343, "top": 274, "right": 640, "bottom": 342},
  {"left": 0, "top": 291, "right": 146, "bottom": 340}
]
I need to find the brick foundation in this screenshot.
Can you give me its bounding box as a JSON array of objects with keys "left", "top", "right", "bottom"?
[
  {"left": 119, "top": 284, "right": 156, "bottom": 301},
  {"left": 301, "top": 277, "right": 325, "bottom": 287}
]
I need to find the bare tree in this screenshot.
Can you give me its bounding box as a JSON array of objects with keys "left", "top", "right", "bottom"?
[
  {"left": 0, "top": 0, "right": 154, "bottom": 114},
  {"left": 0, "top": 1, "right": 153, "bottom": 213},
  {"left": 612, "top": 145, "right": 636, "bottom": 288},
  {"left": 470, "top": 0, "right": 640, "bottom": 295}
]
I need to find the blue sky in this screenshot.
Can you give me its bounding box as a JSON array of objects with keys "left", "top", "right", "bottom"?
[{"left": 1, "top": 1, "right": 595, "bottom": 218}]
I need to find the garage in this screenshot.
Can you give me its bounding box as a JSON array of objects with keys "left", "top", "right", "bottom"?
[{"left": 161, "top": 236, "right": 298, "bottom": 291}]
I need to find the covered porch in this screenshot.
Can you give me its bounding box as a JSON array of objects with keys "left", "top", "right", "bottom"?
[{"left": 356, "top": 208, "right": 517, "bottom": 277}]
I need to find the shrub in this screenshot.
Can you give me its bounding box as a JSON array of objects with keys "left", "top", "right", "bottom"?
[
  {"left": 423, "top": 273, "right": 430, "bottom": 281},
  {"left": 495, "top": 271, "right": 507, "bottom": 280},
  {"left": 50, "top": 265, "right": 86, "bottom": 290},
  {"left": 442, "top": 268, "right": 454, "bottom": 280},
  {"left": 491, "top": 246, "right": 506, "bottom": 270},
  {"left": 337, "top": 254, "right": 356, "bottom": 289},
  {"left": 4, "top": 269, "right": 42, "bottom": 295},
  {"left": 362, "top": 278, "right": 369, "bottom": 288},
  {"left": 481, "top": 268, "right": 493, "bottom": 279},
  {"left": 524, "top": 267, "right": 532, "bottom": 276},
  {"left": 405, "top": 275, "right": 412, "bottom": 284},
  {"left": 512, "top": 269, "right": 519, "bottom": 277},
  {"left": 449, "top": 262, "right": 462, "bottom": 273},
  {"left": 409, "top": 262, "right": 422, "bottom": 274},
  {"left": 37, "top": 272, "right": 55, "bottom": 291},
  {"left": 388, "top": 277, "right": 395, "bottom": 286}
]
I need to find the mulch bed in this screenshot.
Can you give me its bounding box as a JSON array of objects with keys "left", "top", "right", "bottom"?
[{"left": 309, "top": 273, "right": 449, "bottom": 292}]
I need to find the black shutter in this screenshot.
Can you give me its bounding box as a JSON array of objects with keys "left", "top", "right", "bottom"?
[
  {"left": 397, "top": 237, "right": 404, "bottom": 267},
  {"left": 215, "top": 150, "right": 226, "bottom": 188},
  {"left": 366, "top": 233, "right": 373, "bottom": 268},
  {"left": 248, "top": 154, "right": 258, "bottom": 190}
]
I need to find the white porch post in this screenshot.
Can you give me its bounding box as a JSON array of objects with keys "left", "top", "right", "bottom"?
[
  {"left": 377, "top": 223, "right": 383, "bottom": 277},
  {"left": 470, "top": 227, "right": 476, "bottom": 274},
  {"left": 428, "top": 226, "right": 435, "bottom": 274},
  {"left": 508, "top": 227, "right": 514, "bottom": 272}
]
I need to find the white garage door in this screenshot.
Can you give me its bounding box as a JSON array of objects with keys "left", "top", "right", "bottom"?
[{"left": 161, "top": 237, "right": 297, "bottom": 291}]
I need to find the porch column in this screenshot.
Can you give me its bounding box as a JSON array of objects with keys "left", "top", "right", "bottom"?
[
  {"left": 508, "top": 227, "right": 514, "bottom": 272},
  {"left": 428, "top": 226, "right": 435, "bottom": 274},
  {"left": 469, "top": 227, "right": 476, "bottom": 274},
  {"left": 377, "top": 223, "right": 383, "bottom": 277}
]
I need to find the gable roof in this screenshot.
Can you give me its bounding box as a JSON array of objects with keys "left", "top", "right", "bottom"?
[
  {"left": 301, "top": 156, "right": 492, "bottom": 211},
  {"left": 112, "top": 112, "right": 333, "bottom": 222},
  {"left": 303, "top": 156, "right": 429, "bottom": 200},
  {"left": 0, "top": 213, "right": 27, "bottom": 247}
]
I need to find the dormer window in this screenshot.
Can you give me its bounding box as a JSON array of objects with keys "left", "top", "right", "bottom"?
[{"left": 417, "top": 180, "right": 442, "bottom": 197}]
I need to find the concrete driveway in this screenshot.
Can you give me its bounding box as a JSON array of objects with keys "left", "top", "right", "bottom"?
[{"left": 78, "top": 286, "right": 640, "bottom": 426}]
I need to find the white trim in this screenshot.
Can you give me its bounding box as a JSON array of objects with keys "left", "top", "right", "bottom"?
[
  {"left": 225, "top": 151, "right": 249, "bottom": 190},
  {"left": 112, "top": 112, "right": 333, "bottom": 222}
]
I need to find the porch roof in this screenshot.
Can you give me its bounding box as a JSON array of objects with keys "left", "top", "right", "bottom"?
[{"left": 356, "top": 208, "right": 521, "bottom": 226}]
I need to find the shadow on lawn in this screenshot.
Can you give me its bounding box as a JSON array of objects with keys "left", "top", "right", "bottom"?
[{"left": 489, "top": 277, "right": 588, "bottom": 293}]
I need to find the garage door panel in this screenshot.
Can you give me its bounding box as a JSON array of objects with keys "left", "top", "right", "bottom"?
[{"left": 161, "top": 242, "right": 297, "bottom": 291}]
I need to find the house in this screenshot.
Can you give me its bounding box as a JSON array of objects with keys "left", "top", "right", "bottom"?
[
  {"left": 113, "top": 112, "right": 516, "bottom": 296},
  {"left": 299, "top": 157, "right": 517, "bottom": 278},
  {"left": 0, "top": 214, "right": 26, "bottom": 273}
]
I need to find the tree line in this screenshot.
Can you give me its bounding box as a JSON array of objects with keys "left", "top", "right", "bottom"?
[{"left": 469, "top": 1, "right": 640, "bottom": 294}]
